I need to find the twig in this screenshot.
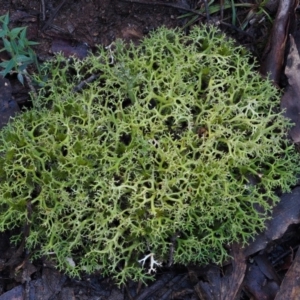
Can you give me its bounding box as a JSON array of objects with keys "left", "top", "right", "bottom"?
[
  {"left": 168, "top": 232, "right": 179, "bottom": 267},
  {"left": 42, "top": 0, "right": 67, "bottom": 31},
  {"left": 40, "top": 0, "right": 46, "bottom": 21},
  {"left": 273, "top": 245, "right": 299, "bottom": 266},
  {"left": 23, "top": 70, "right": 38, "bottom": 99},
  {"left": 134, "top": 273, "right": 174, "bottom": 300},
  {"left": 219, "top": 21, "right": 254, "bottom": 38},
  {"left": 72, "top": 73, "right": 100, "bottom": 93},
  {"left": 203, "top": 0, "right": 210, "bottom": 21}
]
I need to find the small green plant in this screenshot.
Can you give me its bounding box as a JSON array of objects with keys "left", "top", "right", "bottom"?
[
  {"left": 0, "top": 13, "right": 39, "bottom": 84},
  {"left": 0, "top": 25, "right": 299, "bottom": 285},
  {"left": 180, "top": 0, "right": 272, "bottom": 30}
]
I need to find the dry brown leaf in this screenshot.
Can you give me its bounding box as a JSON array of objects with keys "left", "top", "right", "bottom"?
[
  {"left": 274, "top": 246, "right": 300, "bottom": 299},
  {"left": 243, "top": 187, "right": 300, "bottom": 257},
  {"left": 260, "top": 0, "right": 297, "bottom": 84},
  {"left": 50, "top": 39, "right": 90, "bottom": 60},
  {"left": 281, "top": 35, "right": 300, "bottom": 143},
  {"left": 0, "top": 285, "right": 23, "bottom": 300},
  {"left": 194, "top": 243, "right": 246, "bottom": 300},
  {"left": 244, "top": 263, "right": 279, "bottom": 300}
]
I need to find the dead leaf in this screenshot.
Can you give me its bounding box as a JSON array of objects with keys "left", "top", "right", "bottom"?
[
  {"left": 56, "top": 287, "right": 75, "bottom": 300},
  {"left": 254, "top": 254, "right": 281, "bottom": 284},
  {"left": 51, "top": 39, "right": 90, "bottom": 60},
  {"left": 243, "top": 263, "right": 279, "bottom": 300},
  {"left": 260, "top": 0, "right": 297, "bottom": 84},
  {"left": 281, "top": 34, "right": 300, "bottom": 143},
  {"left": 194, "top": 243, "right": 246, "bottom": 300},
  {"left": 275, "top": 246, "right": 300, "bottom": 299},
  {"left": 0, "top": 285, "right": 24, "bottom": 300},
  {"left": 243, "top": 187, "right": 300, "bottom": 257},
  {"left": 25, "top": 268, "right": 66, "bottom": 300}
]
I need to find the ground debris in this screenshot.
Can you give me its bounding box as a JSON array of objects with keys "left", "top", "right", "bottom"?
[
  {"left": 0, "top": 76, "right": 19, "bottom": 129},
  {"left": 275, "top": 246, "right": 300, "bottom": 299},
  {"left": 281, "top": 34, "right": 300, "bottom": 143}
]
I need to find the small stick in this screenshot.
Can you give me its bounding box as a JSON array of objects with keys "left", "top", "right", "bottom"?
[
  {"left": 203, "top": 0, "right": 210, "bottom": 21},
  {"left": 72, "top": 73, "right": 100, "bottom": 93},
  {"left": 168, "top": 232, "right": 179, "bottom": 267},
  {"left": 42, "top": 0, "right": 67, "bottom": 31},
  {"left": 40, "top": 0, "right": 46, "bottom": 21},
  {"left": 23, "top": 70, "right": 38, "bottom": 99}
]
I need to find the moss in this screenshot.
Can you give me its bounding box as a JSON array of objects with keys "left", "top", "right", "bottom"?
[{"left": 0, "top": 25, "right": 299, "bottom": 284}]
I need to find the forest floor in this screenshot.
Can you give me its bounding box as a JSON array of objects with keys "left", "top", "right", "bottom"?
[{"left": 0, "top": 0, "right": 300, "bottom": 299}]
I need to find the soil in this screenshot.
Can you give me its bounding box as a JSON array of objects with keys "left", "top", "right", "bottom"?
[
  {"left": 0, "top": 0, "right": 271, "bottom": 108},
  {"left": 0, "top": 0, "right": 298, "bottom": 299}
]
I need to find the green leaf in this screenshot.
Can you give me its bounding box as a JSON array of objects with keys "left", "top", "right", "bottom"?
[
  {"left": 10, "top": 40, "right": 18, "bottom": 55},
  {"left": 28, "top": 51, "right": 37, "bottom": 63},
  {"left": 1, "top": 23, "right": 9, "bottom": 35},
  {"left": 230, "top": 0, "right": 237, "bottom": 26},
  {"left": 0, "top": 29, "right": 7, "bottom": 38},
  {"left": 4, "top": 14, "right": 9, "bottom": 26},
  {"left": 17, "top": 73, "right": 24, "bottom": 85},
  {"left": 3, "top": 38, "right": 12, "bottom": 52},
  {"left": 0, "top": 14, "right": 10, "bottom": 26},
  {"left": 18, "top": 38, "right": 25, "bottom": 49},
  {"left": 0, "top": 15, "right": 5, "bottom": 23},
  {"left": 18, "top": 64, "right": 28, "bottom": 72},
  {"left": 0, "top": 61, "right": 9, "bottom": 67},
  {"left": 16, "top": 54, "right": 32, "bottom": 63},
  {"left": 19, "top": 28, "right": 27, "bottom": 41},
  {"left": 10, "top": 27, "right": 25, "bottom": 39},
  {"left": 0, "top": 14, "right": 9, "bottom": 34},
  {"left": 26, "top": 40, "right": 39, "bottom": 46},
  {"left": 0, "top": 58, "right": 15, "bottom": 77}
]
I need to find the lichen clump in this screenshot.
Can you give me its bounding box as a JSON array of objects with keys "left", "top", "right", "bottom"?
[{"left": 0, "top": 26, "right": 299, "bottom": 284}]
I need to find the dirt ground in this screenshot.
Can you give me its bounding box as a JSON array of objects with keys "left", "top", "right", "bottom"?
[
  {"left": 0, "top": 0, "right": 299, "bottom": 299},
  {"left": 0, "top": 0, "right": 191, "bottom": 109},
  {"left": 1, "top": 0, "right": 191, "bottom": 56}
]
